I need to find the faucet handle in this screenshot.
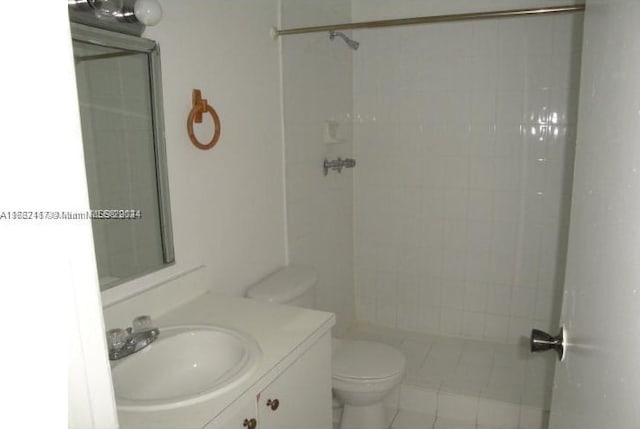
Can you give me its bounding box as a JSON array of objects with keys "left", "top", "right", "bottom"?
[
  {"left": 106, "top": 328, "right": 127, "bottom": 350},
  {"left": 132, "top": 315, "right": 154, "bottom": 332}
]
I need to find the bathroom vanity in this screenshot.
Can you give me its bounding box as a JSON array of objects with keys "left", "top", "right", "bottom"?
[{"left": 115, "top": 292, "right": 335, "bottom": 429}]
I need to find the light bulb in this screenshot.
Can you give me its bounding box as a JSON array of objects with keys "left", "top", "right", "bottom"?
[
  {"left": 93, "top": 0, "right": 124, "bottom": 19},
  {"left": 134, "top": 0, "right": 163, "bottom": 26}
]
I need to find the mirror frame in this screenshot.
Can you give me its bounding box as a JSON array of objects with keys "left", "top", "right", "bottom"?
[{"left": 71, "top": 23, "right": 175, "bottom": 284}]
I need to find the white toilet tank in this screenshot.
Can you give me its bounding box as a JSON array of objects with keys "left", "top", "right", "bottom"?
[{"left": 246, "top": 265, "right": 317, "bottom": 308}]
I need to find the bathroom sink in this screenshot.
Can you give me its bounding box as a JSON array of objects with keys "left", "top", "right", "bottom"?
[{"left": 111, "top": 325, "right": 262, "bottom": 412}]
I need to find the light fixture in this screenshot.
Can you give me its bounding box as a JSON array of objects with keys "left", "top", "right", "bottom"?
[
  {"left": 68, "top": 0, "right": 162, "bottom": 32},
  {"left": 92, "top": 0, "right": 124, "bottom": 20},
  {"left": 134, "top": 0, "right": 163, "bottom": 26}
]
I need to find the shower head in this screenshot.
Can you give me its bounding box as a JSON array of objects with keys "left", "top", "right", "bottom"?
[{"left": 329, "top": 31, "right": 359, "bottom": 50}]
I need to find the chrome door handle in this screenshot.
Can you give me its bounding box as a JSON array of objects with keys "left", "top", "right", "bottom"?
[{"left": 530, "top": 326, "right": 566, "bottom": 361}]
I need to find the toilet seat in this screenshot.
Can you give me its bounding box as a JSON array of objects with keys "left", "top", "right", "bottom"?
[{"left": 332, "top": 339, "right": 405, "bottom": 382}]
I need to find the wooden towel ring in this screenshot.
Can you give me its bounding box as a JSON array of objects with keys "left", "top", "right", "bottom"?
[{"left": 187, "top": 89, "right": 221, "bottom": 150}]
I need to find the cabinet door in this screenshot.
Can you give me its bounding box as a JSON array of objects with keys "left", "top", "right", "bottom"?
[
  {"left": 202, "top": 393, "right": 257, "bottom": 429},
  {"left": 258, "top": 333, "right": 332, "bottom": 429}
]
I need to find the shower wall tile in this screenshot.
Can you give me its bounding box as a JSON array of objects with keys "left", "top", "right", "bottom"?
[
  {"left": 281, "top": 0, "right": 355, "bottom": 336},
  {"left": 353, "top": 3, "right": 582, "bottom": 343}
]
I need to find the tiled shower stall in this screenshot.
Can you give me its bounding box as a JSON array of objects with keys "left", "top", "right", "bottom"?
[
  {"left": 352, "top": 5, "right": 582, "bottom": 347},
  {"left": 282, "top": 1, "right": 583, "bottom": 427}
]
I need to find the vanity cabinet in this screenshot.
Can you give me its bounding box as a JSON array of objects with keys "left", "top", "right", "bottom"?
[
  {"left": 204, "top": 333, "right": 332, "bottom": 429},
  {"left": 203, "top": 394, "right": 257, "bottom": 429}
]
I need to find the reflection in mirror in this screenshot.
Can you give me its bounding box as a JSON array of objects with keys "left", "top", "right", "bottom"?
[{"left": 72, "top": 24, "right": 174, "bottom": 291}]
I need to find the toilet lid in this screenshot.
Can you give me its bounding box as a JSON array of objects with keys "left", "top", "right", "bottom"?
[
  {"left": 247, "top": 266, "right": 316, "bottom": 304},
  {"left": 332, "top": 339, "right": 405, "bottom": 381}
]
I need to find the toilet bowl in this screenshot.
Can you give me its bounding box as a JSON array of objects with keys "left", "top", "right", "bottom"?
[
  {"left": 246, "top": 266, "right": 405, "bottom": 429},
  {"left": 332, "top": 339, "right": 405, "bottom": 429}
]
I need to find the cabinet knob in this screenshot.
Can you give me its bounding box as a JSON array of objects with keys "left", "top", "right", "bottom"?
[
  {"left": 243, "top": 418, "right": 257, "bottom": 429},
  {"left": 266, "top": 398, "right": 280, "bottom": 411}
]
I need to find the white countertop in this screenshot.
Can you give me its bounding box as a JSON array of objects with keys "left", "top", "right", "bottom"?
[{"left": 117, "top": 292, "right": 335, "bottom": 429}]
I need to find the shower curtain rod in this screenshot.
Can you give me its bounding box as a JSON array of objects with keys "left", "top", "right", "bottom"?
[{"left": 273, "top": 4, "right": 585, "bottom": 37}]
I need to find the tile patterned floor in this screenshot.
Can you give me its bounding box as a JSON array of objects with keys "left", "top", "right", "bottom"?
[
  {"left": 390, "top": 407, "right": 548, "bottom": 429},
  {"left": 344, "top": 323, "right": 555, "bottom": 409}
]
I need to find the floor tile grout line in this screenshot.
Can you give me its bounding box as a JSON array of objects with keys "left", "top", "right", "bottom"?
[{"left": 347, "top": 322, "right": 552, "bottom": 416}]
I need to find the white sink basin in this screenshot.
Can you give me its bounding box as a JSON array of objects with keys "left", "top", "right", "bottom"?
[{"left": 112, "top": 325, "right": 261, "bottom": 412}]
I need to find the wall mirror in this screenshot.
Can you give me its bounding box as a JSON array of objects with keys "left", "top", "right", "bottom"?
[{"left": 71, "top": 23, "right": 174, "bottom": 291}]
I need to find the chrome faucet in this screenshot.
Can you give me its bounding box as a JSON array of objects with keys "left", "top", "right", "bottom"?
[
  {"left": 324, "top": 157, "right": 357, "bottom": 176},
  {"left": 106, "top": 315, "right": 160, "bottom": 361}
]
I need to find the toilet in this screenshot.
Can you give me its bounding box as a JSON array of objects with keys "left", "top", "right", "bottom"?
[{"left": 247, "top": 266, "right": 405, "bottom": 429}]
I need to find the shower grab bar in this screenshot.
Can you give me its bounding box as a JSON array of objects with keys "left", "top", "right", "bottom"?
[
  {"left": 272, "top": 4, "right": 584, "bottom": 37},
  {"left": 324, "top": 157, "right": 356, "bottom": 176}
]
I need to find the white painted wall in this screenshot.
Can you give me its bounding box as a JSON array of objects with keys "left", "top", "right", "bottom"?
[
  {"left": 101, "top": 0, "right": 288, "bottom": 311},
  {"left": 281, "top": 0, "right": 355, "bottom": 335},
  {"left": 1, "top": 3, "right": 117, "bottom": 428},
  {"left": 352, "top": 0, "right": 584, "bottom": 343},
  {"left": 550, "top": 0, "right": 640, "bottom": 426}
]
